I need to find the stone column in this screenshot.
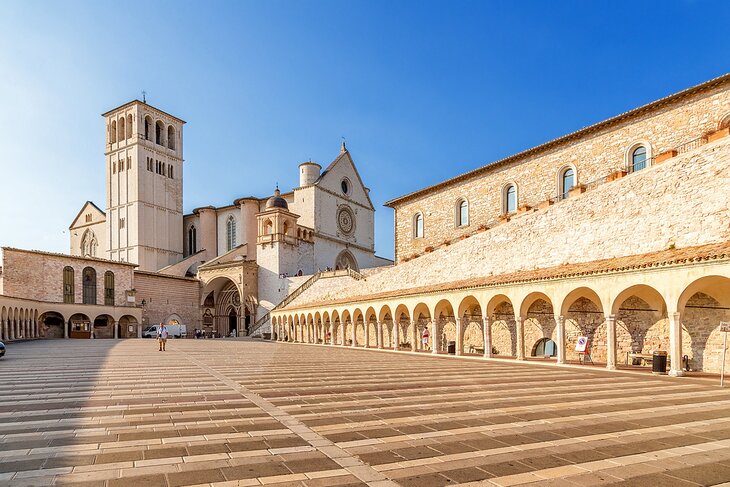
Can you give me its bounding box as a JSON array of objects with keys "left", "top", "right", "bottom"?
[
  {"left": 515, "top": 316, "right": 525, "bottom": 360},
  {"left": 1, "top": 319, "right": 6, "bottom": 341},
  {"left": 351, "top": 321, "right": 357, "bottom": 347},
  {"left": 364, "top": 323, "right": 370, "bottom": 348},
  {"left": 393, "top": 322, "right": 399, "bottom": 351},
  {"left": 340, "top": 324, "right": 346, "bottom": 346},
  {"left": 33, "top": 319, "right": 37, "bottom": 338},
  {"left": 669, "top": 312, "right": 684, "bottom": 377},
  {"left": 455, "top": 318, "right": 463, "bottom": 356},
  {"left": 411, "top": 322, "right": 418, "bottom": 352},
  {"left": 431, "top": 320, "right": 438, "bottom": 354},
  {"left": 483, "top": 316, "right": 492, "bottom": 358},
  {"left": 555, "top": 315, "right": 566, "bottom": 365},
  {"left": 605, "top": 314, "right": 617, "bottom": 370},
  {"left": 329, "top": 323, "right": 334, "bottom": 344},
  {"left": 113, "top": 320, "right": 119, "bottom": 339},
  {"left": 64, "top": 319, "right": 69, "bottom": 339},
  {"left": 377, "top": 321, "right": 383, "bottom": 349}
]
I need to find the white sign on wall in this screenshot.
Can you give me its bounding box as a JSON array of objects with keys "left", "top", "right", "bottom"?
[{"left": 575, "top": 336, "right": 589, "bottom": 353}]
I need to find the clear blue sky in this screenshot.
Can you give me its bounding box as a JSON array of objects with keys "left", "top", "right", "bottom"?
[{"left": 0, "top": 1, "right": 728, "bottom": 260}]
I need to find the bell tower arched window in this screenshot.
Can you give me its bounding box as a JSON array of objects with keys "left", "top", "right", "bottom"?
[{"left": 187, "top": 225, "right": 197, "bottom": 255}]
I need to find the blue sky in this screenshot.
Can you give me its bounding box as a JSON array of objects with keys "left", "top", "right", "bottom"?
[{"left": 0, "top": 0, "right": 728, "bottom": 260}]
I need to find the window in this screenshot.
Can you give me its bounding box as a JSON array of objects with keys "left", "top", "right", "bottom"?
[
  {"left": 559, "top": 167, "right": 575, "bottom": 200},
  {"left": 119, "top": 217, "right": 125, "bottom": 229},
  {"left": 126, "top": 114, "right": 133, "bottom": 139},
  {"left": 188, "top": 225, "right": 197, "bottom": 255},
  {"left": 631, "top": 146, "right": 647, "bottom": 172},
  {"left": 111, "top": 121, "right": 117, "bottom": 143},
  {"left": 532, "top": 338, "right": 557, "bottom": 357},
  {"left": 168, "top": 165, "right": 173, "bottom": 179},
  {"left": 265, "top": 220, "right": 273, "bottom": 235},
  {"left": 144, "top": 116, "right": 152, "bottom": 140},
  {"left": 226, "top": 216, "right": 236, "bottom": 251},
  {"left": 167, "top": 125, "right": 175, "bottom": 150},
  {"left": 413, "top": 213, "right": 424, "bottom": 239},
  {"left": 341, "top": 178, "right": 350, "bottom": 195},
  {"left": 63, "top": 267, "right": 74, "bottom": 304},
  {"left": 82, "top": 267, "right": 97, "bottom": 305},
  {"left": 127, "top": 157, "right": 131, "bottom": 170},
  {"left": 104, "top": 271, "right": 114, "bottom": 306},
  {"left": 85, "top": 213, "right": 92, "bottom": 223},
  {"left": 456, "top": 199, "right": 468, "bottom": 227},
  {"left": 504, "top": 184, "right": 517, "bottom": 214},
  {"left": 118, "top": 117, "right": 125, "bottom": 140},
  {"left": 156, "top": 121, "right": 164, "bottom": 145}
]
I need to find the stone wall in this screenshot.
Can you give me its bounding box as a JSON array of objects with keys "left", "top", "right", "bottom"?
[
  {"left": 134, "top": 271, "right": 201, "bottom": 331},
  {"left": 391, "top": 79, "right": 730, "bottom": 262},
  {"left": 1, "top": 248, "right": 135, "bottom": 306},
  {"left": 288, "top": 137, "right": 730, "bottom": 308}
]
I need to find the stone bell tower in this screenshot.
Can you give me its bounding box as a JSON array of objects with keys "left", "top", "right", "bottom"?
[{"left": 102, "top": 100, "right": 185, "bottom": 271}]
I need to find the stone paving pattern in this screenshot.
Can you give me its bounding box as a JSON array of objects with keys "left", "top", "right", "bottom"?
[{"left": 2, "top": 340, "right": 730, "bottom": 486}]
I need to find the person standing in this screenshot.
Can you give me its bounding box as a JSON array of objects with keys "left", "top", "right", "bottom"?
[
  {"left": 157, "top": 323, "right": 169, "bottom": 351},
  {"left": 421, "top": 325, "right": 430, "bottom": 351}
]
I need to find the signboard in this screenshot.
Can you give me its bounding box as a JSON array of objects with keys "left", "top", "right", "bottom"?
[{"left": 575, "top": 336, "right": 589, "bottom": 353}]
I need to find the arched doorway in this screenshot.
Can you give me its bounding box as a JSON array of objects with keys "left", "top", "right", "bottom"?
[
  {"left": 68, "top": 313, "right": 91, "bottom": 339},
  {"left": 532, "top": 338, "right": 557, "bottom": 357},
  {"left": 229, "top": 309, "right": 238, "bottom": 336},
  {"left": 39, "top": 312, "right": 65, "bottom": 339}
]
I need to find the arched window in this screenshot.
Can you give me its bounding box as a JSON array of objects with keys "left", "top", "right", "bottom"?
[
  {"left": 63, "top": 267, "right": 74, "bottom": 304},
  {"left": 144, "top": 116, "right": 152, "bottom": 140},
  {"left": 126, "top": 114, "right": 133, "bottom": 139},
  {"left": 532, "top": 338, "right": 557, "bottom": 357},
  {"left": 168, "top": 165, "right": 173, "bottom": 179},
  {"left": 226, "top": 216, "right": 236, "bottom": 251},
  {"left": 335, "top": 250, "right": 359, "bottom": 272},
  {"left": 104, "top": 271, "right": 115, "bottom": 306},
  {"left": 631, "top": 146, "right": 647, "bottom": 172},
  {"left": 503, "top": 184, "right": 517, "bottom": 214},
  {"left": 82, "top": 267, "right": 97, "bottom": 305},
  {"left": 559, "top": 167, "right": 575, "bottom": 200},
  {"left": 265, "top": 220, "right": 273, "bottom": 235},
  {"left": 156, "top": 120, "right": 164, "bottom": 145},
  {"left": 111, "top": 120, "right": 117, "bottom": 143},
  {"left": 188, "top": 225, "right": 197, "bottom": 255},
  {"left": 413, "top": 213, "right": 424, "bottom": 239},
  {"left": 118, "top": 117, "right": 125, "bottom": 140},
  {"left": 456, "top": 199, "right": 468, "bottom": 227},
  {"left": 283, "top": 222, "right": 289, "bottom": 235},
  {"left": 167, "top": 126, "right": 175, "bottom": 150},
  {"left": 720, "top": 113, "right": 730, "bottom": 130},
  {"left": 81, "top": 229, "right": 98, "bottom": 257}
]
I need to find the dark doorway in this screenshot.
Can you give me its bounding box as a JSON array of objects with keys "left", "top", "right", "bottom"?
[{"left": 229, "top": 310, "right": 237, "bottom": 335}]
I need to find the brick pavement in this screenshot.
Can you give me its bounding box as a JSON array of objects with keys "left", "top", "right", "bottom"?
[{"left": 2, "top": 340, "right": 730, "bottom": 486}]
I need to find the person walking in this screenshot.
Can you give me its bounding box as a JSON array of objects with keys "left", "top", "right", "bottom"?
[
  {"left": 421, "top": 325, "right": 430, "bottom": 351},
  {"left": 157, "top": 323, "right": 169, "bottom": 351}
]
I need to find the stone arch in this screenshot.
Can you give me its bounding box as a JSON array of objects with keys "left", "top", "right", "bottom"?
[
  {"left": 68, "top": 312, "right": 92, "bottom": 339},
  {"left": 521, "top": 293, "right": 556, "bottom": 360},
  {"left": 201, "top": 276, "right": 242, "bottom": 337},
  {"left": 611, "top": 284, "right": 671, "bottom": 364},
  {"left": 719, "top": 112, "right": 730, "bottom": 130},
  {"left": 433, "top": 299, "right": 456, "bottom": 353},
  {"left": 331, "top": 310, "right": 342, "bottom": 345},
  {"left": 561, "top": 287, "right": 605, "bottom": 362},
  {"left": 118, "top": 315, "right": 138, "bottom": 338},
  {"left": 379, "top": 305, "right": 393, "bottom": 348},
  {"left": 364, "top": 307, "right": 377, "bottom": 347},
  {"left": 487, "top": 294, "right": 516, "bottom": 357},
  {"left": 341, "top": 309, "right": 352, "bottom": 346},
  {"left": 92, "top": 313, "right": 115, "bottom": 339},
  {"left": 458, "top": 295, "right": 484, "bottom": 355},
  {"left": 394, "top": 304, "right": 411, "bottom": 350},
  {"left": 335, "top": 249, "right": 359, "bottom": 272},
  {"left": 677, "top": 276, "right": 730, "bottom": 373},
  {"left": 412, "top": 302, "right": 431, "bottom": 351}
]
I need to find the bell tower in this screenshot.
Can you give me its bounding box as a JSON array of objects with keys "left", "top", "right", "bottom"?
[{"left": 102, "top": 100, "right": 185, "bottom": 271}]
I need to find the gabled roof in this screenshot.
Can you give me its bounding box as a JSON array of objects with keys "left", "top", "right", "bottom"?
[
  {"left": 69, "top": 201, "right": 106, "bottom": 230},
  {"left": 385, "top": 72, "right": 730, "bottom": 207},
  {"left": 198, "top": 244, "right": 249, "bottom": 269},
  {"left": 316, "top": 144, "right": 375, "bottom": 210}
]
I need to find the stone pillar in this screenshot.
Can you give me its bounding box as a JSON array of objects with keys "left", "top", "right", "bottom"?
[
  {"left": 340, "top": 324, "right": 346, "bottom": 346},
  {"left": 669, "top": 312, "right": 684, "bottom": 377},
  {"left": 605, "top": 314, "right": 617, "bottom": 370},
  {"left": 377, "top": 321, "right": 383, "bottom": 349},
  {"left": 515, "top": 316, "right": 525, "bottom": 360},
  {"left": 1, "top": 319, "right": 6, "bottom": 341},
  {"left": 351, "top": 321, "right": 357, "bottom": 347},
  {"left": 431, "top": 320, "right": 438, "bottom": 354},
  {"left": 455, "top": 318, "right": 463, "bottom": 356},
  {"left": 329, "top": 323, "right": 334, "bottom": 344},
  {"left": 483, "top": 316, "right": 492, "bottom": 358},
  {"left": 64, "top": 319, "right": 69, "bottom": 339},
  {"left": 411, "top": 322, "right": 418, "bottom": 352},
  {"left": 393, "top": 322, "right": 399, "bottom": 351},
  {"left": 555, "top": 315, "right": 566, "bottom": 365},
  {"left": 32, "top": 319, "right": 37, "bottom": 338},
  {"left": 364, "top": 323, "right": 370, "bottom": 348}
]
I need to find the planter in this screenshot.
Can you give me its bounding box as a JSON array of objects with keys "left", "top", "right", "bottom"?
[
  {"left": 655, "top": 150, "right": 678, "bottom": 163},
  {"left": 567, "top": 185, "right": 586, "bottom": 197},
  {"left": 708, "top": 127, "right": 730, "bottom": 142},
  {"left": 607, "top": 170, "right": 627, "bottom": 182}
]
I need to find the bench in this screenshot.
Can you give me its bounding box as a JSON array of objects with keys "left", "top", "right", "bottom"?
[{"left": 626, "top": 352, "right": 670, "bottom": 367}]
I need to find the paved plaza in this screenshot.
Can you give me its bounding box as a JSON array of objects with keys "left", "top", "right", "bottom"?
[{"left": 2, "top": 341, "right": 730, "bottom": 486}]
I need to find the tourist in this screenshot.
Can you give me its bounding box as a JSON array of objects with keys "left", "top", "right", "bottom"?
[
  {"left": 421, "top": 326, "right": 430, "bottom": 349},
  {"left": 157, "top": 323, "right": 169, "bottom": 351}
]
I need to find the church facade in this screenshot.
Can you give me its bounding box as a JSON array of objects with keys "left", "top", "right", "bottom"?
[{"left": 63, "top": 100, "right": 391, "bottom": 337}]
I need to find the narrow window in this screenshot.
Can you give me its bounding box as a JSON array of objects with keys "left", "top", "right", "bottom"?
[
  {"left": 188, "top": 225, "right": 197, "bottom": 255},
  {"left": 265, "top": 220, "right": 273, "bottom": 235},
  {"left": 560, "top": 167, "right": 575, "bottom": 200},
  {"left": 119, "top": 217, "right": 125, "bottom": 229},
  {"left": 144, "top": 116, "right": 151, "bottom": 140},
  {"left": 226, "top": 216, "right": 237, "bottom": 251},
  {"left": 104, "top": 271, "right": 114, "bottom": 306},
  {"left": 118, "top": 117, "right": 125, "bottom": 140},
  {"left": 167, "top": 125, "right": 175, "bottom": 150},
  {"left": 156, "top": 121, "right": 164, "bottom": 145},
  {"left": 414, "top": 213, "right": 424, "bottom": 238},
  {"left": 82, "top": 267, "right": 97, "bottom": 305},
  {"left": 113, "top": 161, "right": 116, "bottom": 174},
  {"left": 456, "top": 200, "right": 468, "bottom": 226},
  {"left": 126, "top": 114, "right": 133, "bottom": 139},
  {"left": 63, "top": 266, "right": 74, "bottom": 304},
  {"left": 111, "top": 121, "right": 117, "bottom": 143},
  {"left": 631, "top": 146, "right": 647, "bottom": 172},
  {"left": 504, "top": 184, "right": 517, "bottom": 214}
]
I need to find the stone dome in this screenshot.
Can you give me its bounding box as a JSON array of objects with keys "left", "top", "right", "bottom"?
[{"left": 266, "top": 188, "right": 288, "bottom": 210}]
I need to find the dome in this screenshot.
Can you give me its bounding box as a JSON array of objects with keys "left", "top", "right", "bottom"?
[{"left": 266, "top": 188, "right": 288, "bottom": 210}]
